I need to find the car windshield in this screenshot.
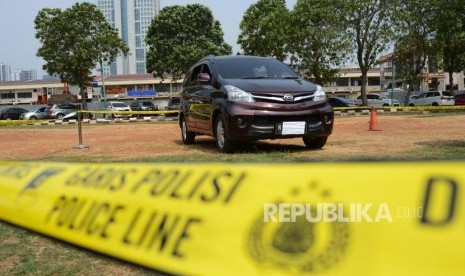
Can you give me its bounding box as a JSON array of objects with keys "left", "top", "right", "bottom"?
[
  {"left": 142, "top": 102, "right": 154, "bottom": 107},
  {"left": 215, "top": 57, "right": 298, "bottom": 80},
  {"left": 112, "top": 102, "right": 128, "bottom": 108}
]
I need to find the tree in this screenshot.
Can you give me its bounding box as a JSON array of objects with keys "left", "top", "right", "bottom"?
[
  {"left": 345, "top": 0, "right": 395, "bottom": 105},
  {"left": 434, "top": 0, "right": 465, "bottom": 92},
  {"left": 288, "top": 0, "right": 351, "bottom": 85},
  {"left": 392, "top": 0, "right": 438, "bottom": 104},
  {"left": 34, "top": 2, "right": 129, "bottom": 111},
  {"left": 237, "top": 0, "right": 289, "bottom": 60},
  {"left": 146, "top": 4, "right": 231, "bottom": 81}
]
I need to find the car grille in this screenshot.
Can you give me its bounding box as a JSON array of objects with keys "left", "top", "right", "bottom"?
[{"left": 251, "top": 92, "right": 315, "bottom": 103}]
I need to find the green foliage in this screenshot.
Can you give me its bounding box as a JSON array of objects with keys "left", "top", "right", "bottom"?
[
  {"left": 345, "top": 0, "right": 396, "bottom": 105},
  {"left": 146, "top": 4, "right": 232, "bottom": 81},
  {"left": 237, "top": 0, "right": 289, "bottom": 60},
  {"left": 392, "top": 0, "right": 438, "bottom": 93},
  {"left": 288, "top": 0, "right": 351, "bottom": 85},
  {"left": 34, "top": 2, "right": 129, "bottom": 90},
  {"left": 434, "top": 0, "right": 465, "bottom": 91}
]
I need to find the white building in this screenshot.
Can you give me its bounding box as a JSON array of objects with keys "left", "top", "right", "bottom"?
[
  {"left": 97, "top": 0, "right": 160, "bottom": 75},
  {"left": 0, "top": 63, "right": 11, "bottom": 82}
]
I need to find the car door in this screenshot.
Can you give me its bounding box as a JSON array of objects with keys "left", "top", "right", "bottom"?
[
  {"left": 185, "top": 62, "right": 216, "bottom": 131},
  {"left": 367, "top": 94, "right": 380, "bottom": 107},
  {"left": 414, "top": 93, "right": 427, "bottom": 106}
]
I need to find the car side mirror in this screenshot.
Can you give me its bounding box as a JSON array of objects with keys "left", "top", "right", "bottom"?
[{"left": 197, "top": 73, "right": 211, "bottom": 83}]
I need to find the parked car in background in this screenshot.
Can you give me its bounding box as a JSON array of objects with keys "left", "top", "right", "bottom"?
[
  {"left": 454, "top": 93, "right": 465, "bottom": 105},
  {"left": 165, "top": 97, "right": 180, "bottom": 117},
  {"left": 130, "top": 100, "right": 158, "bottom": 113},
  {"left": 180, "top": 55, "right": 333, "bottom": 153},
  {"left": 355, "top": 93, "right": 400, "bottom": 107},
  {"left": 0, "top": 107, "right": 28, "bottom": 120},
  {"left": 328, "top": 97, "right": 356, "bottom": 108},
  {"left": 105, "top": 101, "right": 131, "bottom": 118},
  {"left": 20, "top": 106, "right": 48, "bottom": 120},
  {"left": 44, "top": 103, "right": 79, "bottom": 119},
  {"left": 408, "top": 91, "right": 455, "bottom": 106}
]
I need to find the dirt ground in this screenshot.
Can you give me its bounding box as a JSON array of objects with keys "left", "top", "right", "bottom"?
[{"left": 1, "top": 113, "right": 465, "bottom": 161}]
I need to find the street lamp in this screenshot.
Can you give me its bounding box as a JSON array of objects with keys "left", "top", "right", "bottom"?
[
  {"left": 391, "top": 58, "right": 396, "bottom": 107},
  {"left": 99, "top": 59, "right": 107, "bottom": 118}
]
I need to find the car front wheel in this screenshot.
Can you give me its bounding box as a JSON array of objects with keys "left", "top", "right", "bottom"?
[
  {"left": 214, "top": 114, "right": 235, "bottom": 153},
  {"left": 303, "top": 136, "right": 328, "bottom": 149},
  {"left": 181, "top": 116, "right": 195, "bottom": 144}
]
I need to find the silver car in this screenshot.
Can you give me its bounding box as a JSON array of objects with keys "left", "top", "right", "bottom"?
[
  {"left": 105, "top": 101, "right": 132, "bottom": 118},
  {"left": 20, "top": 106, "right": 48, "bottom": 120},
  {"left": 408, "top": 91, "right": 455, "bottom": 106},
  {"left": 44, "top": 103, "right": 79, "bottom": 119}
]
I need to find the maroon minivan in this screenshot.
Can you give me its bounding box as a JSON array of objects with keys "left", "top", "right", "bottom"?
[{"left": 179, "top": 55, "right": 334, "bottom": 153}]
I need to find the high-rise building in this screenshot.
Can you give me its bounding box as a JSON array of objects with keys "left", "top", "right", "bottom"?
[
  {"left": 19, "top": 69, "right": 38, "bottom": 81},
  {"left": 0, "top": 63, "right": 11, "bottom": 82},
  {"left": 97, "top": 0, "right": 160, "bottom": 75}
]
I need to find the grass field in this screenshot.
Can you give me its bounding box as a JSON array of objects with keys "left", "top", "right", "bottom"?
[{"left": 1, "top": 112, "right": 465, "bottom": 275}]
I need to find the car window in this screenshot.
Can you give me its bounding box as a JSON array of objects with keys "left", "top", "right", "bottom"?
[
  {"left": 190, "top": 64, "right": 203, "bottom": 83},
  {"left": 442, "top": 91, "right": 454, "bottom": 96},
  {"left": 142, "top": 101, "right": 154, "bottom": 107},
  {"left": 215, "top": 57, "right": 298, "bottom": 79},
  {"left": 112, "top": 102, "right": 128, "bottom": 108}
]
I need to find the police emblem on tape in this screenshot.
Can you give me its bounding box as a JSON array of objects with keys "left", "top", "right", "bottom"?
[{"left": 247, "top": 183, "right": 350, "bottom": 273}]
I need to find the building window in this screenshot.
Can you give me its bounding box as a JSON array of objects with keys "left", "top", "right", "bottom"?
[
  {"left": 336, "top": 78, "right": 349, "bottom": 87},
  {"left": 0, "top": 93, "right": 15, "bottom": 99},
  {"left": 368, "top": 77, "right": 380, "bottom": 86},
  {"left": 136, "top": 49, "right": 145, "bottom": 61},
  {"left": 136, "top": 62, "right": 146, "bottom": 74},
  {"left": 17, "top": 92, "right": 33, "bottom": 99},
  {"left": 351, "top": 78, "right": 362, "bottom": 86},
  {"left": 135, "top": 9, "right": 140, "bottom": 21}
]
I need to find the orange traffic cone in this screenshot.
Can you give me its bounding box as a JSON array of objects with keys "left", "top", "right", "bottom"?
[{"left": 369, "top": 107, "right": 381, "bottom": 131}]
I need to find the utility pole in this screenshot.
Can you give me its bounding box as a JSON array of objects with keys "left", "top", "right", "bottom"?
[
  {"left": 100, "top": 59, "right": 107, "bottom": 118},
  {"left": 391, "top": 58, "right": 396, "bottom": 106}
]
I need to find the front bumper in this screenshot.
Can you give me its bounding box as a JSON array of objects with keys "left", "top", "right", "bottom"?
[{"left": 223, "top": 101, "right": 334, "bottom": 141}]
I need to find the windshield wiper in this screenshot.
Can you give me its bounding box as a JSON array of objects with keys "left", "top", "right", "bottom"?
[{"left": 281, "top": 76, "right": 299, "bottom": 79}]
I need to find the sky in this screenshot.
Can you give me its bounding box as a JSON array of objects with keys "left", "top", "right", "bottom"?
[{"left": 0, "top": 0, "right": 297, "bottom": 79}]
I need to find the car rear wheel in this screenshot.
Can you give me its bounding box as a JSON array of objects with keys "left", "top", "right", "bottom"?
[
  {"left": 303, "top": 136, "right": 328, "bottom": 149},
  {"left": 214, "top": 114, "right": 235, "bottom": 153},
  {"left": 181, "top": 116, "right": 195, "bottom": 144},
  {"left": 30, "top": 116, "right": 37, "bottom": 120}
]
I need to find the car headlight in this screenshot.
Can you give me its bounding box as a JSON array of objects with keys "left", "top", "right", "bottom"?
[
  {"left": 225, "top": 85, "right": 254, "bottom": 103},
  {"left": 314, "top": 85, "right": 326, "bottom": 102}
]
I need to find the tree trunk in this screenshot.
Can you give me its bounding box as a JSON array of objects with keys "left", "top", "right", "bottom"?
[
  {"left": 449, "top": 72, "right": 454, "bottom": 92},
  {"left": 360, "top": 71, "right": 368, "bottom": 106},
  {"left": 80, "top": 88, "right": 89, "bottom": 119}
]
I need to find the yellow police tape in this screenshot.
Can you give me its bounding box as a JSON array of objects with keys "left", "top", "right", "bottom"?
[{"left": 0, "top": 161, "right": 464, "bottom": 275}]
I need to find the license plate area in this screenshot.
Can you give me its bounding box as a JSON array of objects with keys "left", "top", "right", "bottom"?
[{"left": 276, "top": 121, "right": 306, "bottom": 135}]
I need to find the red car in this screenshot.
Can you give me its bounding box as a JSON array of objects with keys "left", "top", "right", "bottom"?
[{"left": 454, "top": 94, "right": 465, "bottom": 105}]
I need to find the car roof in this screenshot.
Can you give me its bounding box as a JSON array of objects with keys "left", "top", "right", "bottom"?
[{"left": 202, "top": 55, "right": 276, "bottom": 63}]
